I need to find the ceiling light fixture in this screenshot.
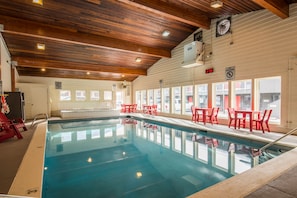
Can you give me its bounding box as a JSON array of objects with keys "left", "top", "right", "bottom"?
[
  {"left": 32, "top": 0, "right": 43, "bottom": 5},
  {"left": 86, "top": 71, "right": 90, "bottom": 75},
  {"left": 135, "top": 57, "right": 142, "bottom": 63},
  {"left": 41, "top": 68, "right": 46, "bottom": 72},
  {"left": 37, "top": 43, "right": 45, "bottom": 50},
  {"left": 211, "top": 0, "right": 223, "bottom": 8},
  {"left": 162, "top": 30, "right": 170, "bottom": 37}
]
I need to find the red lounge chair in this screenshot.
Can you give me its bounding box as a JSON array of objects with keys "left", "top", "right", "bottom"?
[
  {"left": 0, "top": 112, "right": 27, "bottom": 131},
  {"left": 0, "top": 121, "right": 23, "bottom": 142}
]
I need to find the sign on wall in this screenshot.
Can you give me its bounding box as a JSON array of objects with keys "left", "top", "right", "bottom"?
[{"left": 225, "top": 66, "right": 235, "bottom": 80}]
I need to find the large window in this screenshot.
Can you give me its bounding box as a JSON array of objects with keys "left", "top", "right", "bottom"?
[
  {"left": 196, "top": 84, "right": 208, "bottom": 108},
  {"left": 60, "top": 90, "right": 71, "bottom": 101},
  {"left": 172, "top": 86, "right": 181, "bottom": 114},
  {"left": 116, "top": 91, "right": 124, "bottom": 109},
  {"left": 255, "top": 76, "right": 281, "bottom": 123},
  {"left": 148, "top": 89, "right": 154, "bottom": 105},
  {"left": 232, "top": 80, "right": 252, "bottom": 110},
  {"left": 141, "top": 90, "right": 147, "bottom": 107},
  {"left": 213, "top": 82, "right": 228, "bottom": 116},
  {"left": 162, "top": 88, "right": 170, "bottom": 113},
  {"left": 136, "top": 91, "right": 141, "bottom": 109},
  {"left": 183, "top": 85, "right": 193, "bottom": 114},
  {"left": 76, "top": 90, "right": 86, "bottom": 101},
  {"left": 154, "top": 89, "right": 161, "bottom": 111}
]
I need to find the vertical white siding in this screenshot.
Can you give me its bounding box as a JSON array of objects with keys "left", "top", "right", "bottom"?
[{"left": 133, "top": 4, "right": 297, "bottom": 130}]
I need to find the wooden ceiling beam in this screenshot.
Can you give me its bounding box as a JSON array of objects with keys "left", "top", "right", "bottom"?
[
  {"left": 0, "top": 15, "right": 170, "bottom": 58},
  {"left": 252, "top": 0, "right": 289, "bottom": 19},
  {"left": 117, "top": 0, "right": 210, "bottom": 29},
  {"left": 14, "top": 57, "right": 147, "bottom": 76},
  {"left": 16, "top": 67, "right": 137, "bottom": 81}
]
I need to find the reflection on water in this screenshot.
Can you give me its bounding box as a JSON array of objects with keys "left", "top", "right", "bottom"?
[{"left": 43, "top": 118, "right": 289, "bottom": 198}]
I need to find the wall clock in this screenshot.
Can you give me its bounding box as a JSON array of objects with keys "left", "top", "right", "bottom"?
[{"left": 216, "top": 17, "right": 231, "bottom": 37}]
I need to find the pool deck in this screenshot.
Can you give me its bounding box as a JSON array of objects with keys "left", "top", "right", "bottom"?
[{"left": 6, "top": 113, "right": 297, "bottom": 198}]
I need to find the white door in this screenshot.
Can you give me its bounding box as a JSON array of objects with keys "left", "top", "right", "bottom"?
[{"left": 18, "top": 83, "right": 49, "bottom": 120}]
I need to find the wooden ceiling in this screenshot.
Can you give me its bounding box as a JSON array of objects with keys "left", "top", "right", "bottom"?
[{"left": 0, "top": 0, "right": 295, "bottom": 82}]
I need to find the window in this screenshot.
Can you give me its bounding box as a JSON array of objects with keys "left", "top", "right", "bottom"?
[
  {"left": 136, "top": 91, "right": 141, "bottom": 110},
  {"left": 213, "top": 82, "right": 229, "bottom": 116},
  {"left": 172, "top": 86, "right": 181, "bottom": 114},
  {"left": 232, "top": 80, "right": 251, "bottom": 110},
  {"left": 60, "top": 90, "right": 71, "bottom": 101},
  {"left": 255, "top": 76, "right": 281, "bottom": 123},
  {"left": 76, "top": 90, "right": 86, "bottom": 101},
  {"left": 196, "top": 84, "right": 208, "bottom": 108},
  {"left": 116, "top": 91, "right": 124, "bottom": 109},
  {"left": 183, "top": 85, "right": 193, "bottom": 114},
  {"left": 148, "top": 89, "right": 154, "bottom": 105},
  {"left": 141, "top": 90, "right": 147, "bottom": 106},
  {"left": 162, "top": 88, "right": 170, "bottom": 113},
  {"left": 104, "top": 91, "right": 112, "bottom": 100},
  {"left": 90, "top": 90, "right": 99, "bottom": 101},
  {"left": 154, "top": 89, "right": 161, "bottom": 111}
]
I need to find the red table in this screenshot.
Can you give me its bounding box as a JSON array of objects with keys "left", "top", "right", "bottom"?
[
  {"left": 234, "top": 110, "right": 260, "bottom": 132},
  {"left": 195, "top": 108, "right": 210, "bottom": 125},
  {"left": 143, "top": 105, "right": 152, "bottom": 114},
  {"left": 123, "top": 104, "right": 135, "bottom": 113}
]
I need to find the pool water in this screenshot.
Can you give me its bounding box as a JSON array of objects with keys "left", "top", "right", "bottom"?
[{"left": 42, "top": 118, "right": 291, "bottom": 198}]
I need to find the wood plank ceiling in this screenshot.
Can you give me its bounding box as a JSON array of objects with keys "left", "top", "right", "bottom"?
[{"left": 0, "top": 0, "right": 295, "bottom": 82}]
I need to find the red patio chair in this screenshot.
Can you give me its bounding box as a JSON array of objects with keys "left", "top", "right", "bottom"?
[
  {"left": 206, "top": 107, "right": 219, "bottom": 124},
  {"left": 227, "top": 107, "right": 245, "bottom": 128},
  {"left": 191, "top": 106, "right": 197, "bottom": 122},
  {"left": 252, "top": 109, "right": 272, "bottom": 133},
  {"left": 120, "top": 104, "right": 126, "bottom": 113},
  {"left": 0, "top": 112, "right": 27, "bottom": 131}
]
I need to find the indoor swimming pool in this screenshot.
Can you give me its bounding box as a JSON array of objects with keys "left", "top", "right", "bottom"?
[{"left": 42, "top": 117, "right": 292, "bottom": 198}]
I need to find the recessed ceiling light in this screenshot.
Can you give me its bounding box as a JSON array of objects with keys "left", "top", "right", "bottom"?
[
  {"left": 41, "top": 68, "right": 46, "bottom": 72},
  {"left": 86, "top": 72, "right": 90, "bottom": 75},
  {"left": 37, "top": 43, "right": 45, "bottom": 50},
  {"left": 135, "top": 57, "right": 142, "bottom": 63},
  {"left": 162, "top": 30, "right": 170, "bottom": 37},
  {"left": 32, "top": 0, "right": 43, "bottom": 5},
  {"left": 211, "top": 0, "right": 223, "bottom": 8}
]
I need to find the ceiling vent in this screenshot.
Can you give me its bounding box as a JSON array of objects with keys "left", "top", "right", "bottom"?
[{"left": 181, "top": 41, "right": 205, "bottom": 68}]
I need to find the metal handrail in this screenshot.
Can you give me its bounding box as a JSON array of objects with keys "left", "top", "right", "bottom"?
[
  {"left": 30, "top": 113, "right": 48, "bottom": 128},
  {"left": 259, "top": 127, "right": 297, "bottom": 152}
]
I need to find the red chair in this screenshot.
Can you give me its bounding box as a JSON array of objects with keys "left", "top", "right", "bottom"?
[
  {"left": 150, "top": 105, "right": 157, "bottom": 115},
  {"left": 120, "top": 104, "right": 126, "bottom": 113},
  {"left": 191, "top": 106, "right": 197, "bottom": 122},
  {"left": 0, "top": 112, "right": 27, "bottom": 131},
  {"left": 132, "top": 104, "right": 137, "bottom": 113},
  {"left": 252, "top": 109, "right": 272, "bottom": 133},
  {"left": 227, "top": 107, "right": 245, "bottom": 128},
  {"left": 0, "top": 121, "right": 23, "bottom": 142},
  {"left": 206, "top": 107, "right": 219, "bottom": 124}
]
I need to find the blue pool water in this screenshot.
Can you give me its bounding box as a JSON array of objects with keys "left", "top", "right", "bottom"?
[{"left": 42, "top": 117, "right": 291, "bottom": 198}]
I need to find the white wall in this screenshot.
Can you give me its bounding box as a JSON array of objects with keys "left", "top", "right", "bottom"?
[
  {"left": 0, "top": 34, "right": 12, "bottom": 92},
  {"left": 133, "top": 4, "right": 297, "bottom": 131},
  {"left": 17, "top": 77, "right": 131, "bottom": 114}
]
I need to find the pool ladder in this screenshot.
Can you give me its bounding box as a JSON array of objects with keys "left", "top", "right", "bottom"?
[
  {"left": 30, "top": 113, "right": 48, "bottom": 128},
  {"left": 258, "top": 126, "right": 297, "bottom": 155}
]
